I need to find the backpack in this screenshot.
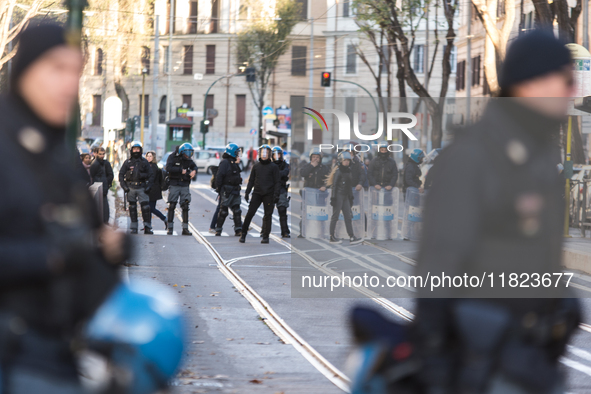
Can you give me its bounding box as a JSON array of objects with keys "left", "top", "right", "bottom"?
[{"left": 210, "top": 166, "right": 219, "bottom": 190}]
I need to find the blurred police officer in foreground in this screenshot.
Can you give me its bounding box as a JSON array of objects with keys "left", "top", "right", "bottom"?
[
  {"left": 414, "top": 30, "right": 580, "bottom": 394},
  {"left": 271, "top": 146, "right": 291, "bottom": 238},
  {"left": 166, "top": 143, "right": 197, "bottom": 235},
  {"left": 119, "top": 141, "right": 154, "bottom": 234},
  {"left": 215, "top": 143, "right": 243, "bottom": 236},
  {"left": 0, "top": 23, "right": 125, "bottom": 393}
]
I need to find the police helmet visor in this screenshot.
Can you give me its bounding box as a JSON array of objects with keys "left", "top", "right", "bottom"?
[
  {"left": 260, "top": 148, "right": 270, "bottom": 160},
  {"left": 273, "top": 150, "right": 282, "bottom": 160}
]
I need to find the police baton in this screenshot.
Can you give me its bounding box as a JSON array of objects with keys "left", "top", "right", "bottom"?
[{"left": 124, "top": 191, "right": 128, "bottom": 211}]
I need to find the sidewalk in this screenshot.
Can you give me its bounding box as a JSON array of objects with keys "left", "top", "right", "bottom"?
[{"left": 563, "top": 228, "right": 591, "bottom": 274}]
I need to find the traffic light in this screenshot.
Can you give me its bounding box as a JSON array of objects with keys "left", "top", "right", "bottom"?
[
  {"left": 200, "top": 119, "right": 210, "bottom": 134},
  {"left": 321, "top": 71, "right": 331, "bottom": 87},
  {"left": 245, "top": 67, "right": 256, "bottom": 82}
]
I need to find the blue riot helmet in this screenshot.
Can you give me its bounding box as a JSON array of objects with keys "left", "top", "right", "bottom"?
[
  {"left": 259, "top": 144, "right": 272, "bottom": 161},
  {"left": 272, "top": 146, "right": 283, "bottom": 162},
  {"left": 309, "top": 147, "right": 322, "bottom": 161},
  {"left": 85, "top": 280, "right": 185, "bottom": 394},
  {"left": 178, "top": 143, "right": 194, "bottom": 159},
  {"left": 338, "top": 150, "right": 352, "bottom": 164},
  {"left": 225, "top": 143, "right": 240, "bottom": 158},
  {"left": 410, "top": 148, "right": 425, "bottom": 164},
  {"left": 130, "top": 141, "right": 143, "bottom": 158}
]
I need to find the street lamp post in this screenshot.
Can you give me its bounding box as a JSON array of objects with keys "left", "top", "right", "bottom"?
[{"left": 140, "top": 68, "right": 148, "bottom": 145}]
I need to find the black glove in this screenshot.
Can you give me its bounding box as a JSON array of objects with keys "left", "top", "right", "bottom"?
[
  {"left": 123, "top": 187, "right": 130, "bottom": 193},
  {"left": 330, "top": 197, "right": 336, "bottom": 207},
  {"left": 274, "top": 196, "right": 280, "bottom": 204},
  {"left": 145, "top": 186, "right": 152, "bottom": 194},
  {"left": 245, "top": 193, "right": 250, "bottom": 203}
]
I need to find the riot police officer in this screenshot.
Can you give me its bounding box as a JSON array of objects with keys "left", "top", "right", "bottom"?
[
  {"left": 166, "top": 143, "right": 197, "bottom": 235},
  {"left": 272, "top": 146, "right": 291, "bottom": 238},
  {"left": 298, "top": 147, "right": 330, "bottom": 237},
  {"left": 403, "top": 148, "right": 424, "bottom": 196},
  {"left": 240, "top": 145, "right": 280, "bottom": 244},
  {"left": 215, "top": 143, "right": 243, "bottom": 236},
  {"left": 368, "top": 145, "right": 399, "bottom": 191},
  {"left": 119, "top": 141, "right": 155, "bottom": 234}
]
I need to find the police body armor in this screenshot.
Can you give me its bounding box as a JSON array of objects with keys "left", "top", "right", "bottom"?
[{"left": 124, "top": 158, "right": 149, "bottom": 188}]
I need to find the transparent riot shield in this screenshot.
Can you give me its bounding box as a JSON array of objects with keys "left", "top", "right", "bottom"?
[
  {"left": 367, "top": 187, "right": 400, "bottom": 240},
  {"left": 402, "top": 187, "right": 425, "bottom": 241},
  {"left": 335, "top": 188, "right": 365, "bottom": 239},
  {"left": 301, "top": 187, "right": 330, "bottom": 239}
]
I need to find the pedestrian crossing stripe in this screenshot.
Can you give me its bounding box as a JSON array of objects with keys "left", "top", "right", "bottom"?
[{"left": 199, "top": 231, "right": 282, "bottom": 237}]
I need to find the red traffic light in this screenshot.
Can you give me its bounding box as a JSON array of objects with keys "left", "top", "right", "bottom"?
[{"left": 321, "top": 71, "right": 331, "bottom": 87}]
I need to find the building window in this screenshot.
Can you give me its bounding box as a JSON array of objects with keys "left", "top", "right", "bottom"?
[
  {"left": 212, "top": 0, "right": 219, "bottom": 30},
  {"left": 139, "top": 95, "right": 149, "bottom": 117},
  {"left": 456, "top": 60, "right": 465, "bottom": 91},
  {"left": 141, "top": 47, "right": 150, "bottom": 75},
  {"left": 182, "top": 95, "right": 192, "bottom": 108},
  {"left": 92, "top": 95, "right": 101, "bottom": 126},
  {"left": 162, "top": 46, "right": 169, "bottom": 74},
  {"left": 159, "top": 96, "right": 167, "bottom": 123},
  {"left": 291, "top": 46, "right": 307, "bottom": 76},
  {"left": 206, "top": 95, "right": 214, "bottom": 126},
  {"left": 472, "top": 55, "right": 481, "bottom": 86},
  {"left": 443, "top": 45, "right": 457, "bottom": 73},
  {"left": 184, "top": 45, "right": 193, "bottom": 75},
  {"left": 189, "top": 1, "right": 198, "bottom": 33},
  {"left": 95, "top": 48, "right": 103, "bottom": 75},
  {"left": 236, "top": 94, "right": 246, "bottom": 127},
  {"left": 413, "top": 45, "right": 424, "bottom": 73},
  {"left": 346, "top": 44, "right": 357, "bottom": 74},
  {"left": 295, "top": 0, "right": 307, "bottom": 20},
  {"left": 343, "top": 0, "right": 350, "bottom": 17},
  {"left": 206, "top": 45, "right": 215, "bottom": 74}
]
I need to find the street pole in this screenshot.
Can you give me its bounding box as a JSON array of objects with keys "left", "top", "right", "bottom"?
[
  {"left": 565, "top": 116, "right": 573, "bottom": 237},
  {"left": 167, "top": 0, "right": 174, "bottom": 121},
  {"left": 151, "top": 15, "right": 160, "bottom": 153},
  {"left": 584, "top": 0, "right": 589, "bottom": 49},
  {"left": 466, "top": 1, "right": 472, "bottom": 125},
  {"left": 140, "top": 71, "right": 146, "bottom": 145},
  {"left": 309, "top": 18, "right": 314, "bottom": 106},
  {"left": 423, "top": 5, "right": 429, "bottom": 151},
  {"left": 65, "top": 0, "right": 88, "bottom": 150}
]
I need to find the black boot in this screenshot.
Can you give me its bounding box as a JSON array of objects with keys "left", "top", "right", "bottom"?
[
  {"left": 182, "top": 228, "right": 192, "bottom": 236},
  {"left": 239, "top": 232, "right": 247, "bottom": 243},
  {"left": 167, "top": 202, "right": 176, "bottom": 235},
  {"left": 129, "top": 203, "right": 138, "bottom": 234},
  {"left": 144, "top": 226, "right": 153, "bottom": 235},
  {"left": 261, "top": 237, "right": 269, "bottom": 244}
]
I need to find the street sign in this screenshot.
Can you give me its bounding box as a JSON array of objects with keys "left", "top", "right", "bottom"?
[
  {"left": 187, "top": 111, "right": 203, "bottom": 117},
  {"left": 262, "top": 106, "right": 273, "bottom": 116},
  {"left": 250, "top": 129, "right": 257, "bottom": 135},
  {"left": 206, "top": 108, "right": 219, "bottom": 118},
  {"left": 194, "top": 73, "right": 203, "bottom": 80}
]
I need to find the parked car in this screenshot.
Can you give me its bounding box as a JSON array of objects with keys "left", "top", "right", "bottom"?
[
  {"left": 157, "top": 151, "right": 172, "bottom": 169},
  {"left": 195, "top": 150, "right": 221, "bottom": 174}
]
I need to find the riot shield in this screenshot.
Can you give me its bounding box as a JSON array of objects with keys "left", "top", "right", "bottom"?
[
  {"left": 401, "top": 187, "right": 425, "bottom": 241},
  {"left": 367, "top": 187, "right": 399, "bottom": 240},
  {"left": 301, "top": 187, "right": 330, "bottom": 239},
  {"left": 335, "top": 188, "right": 365, "bottom": 239}
]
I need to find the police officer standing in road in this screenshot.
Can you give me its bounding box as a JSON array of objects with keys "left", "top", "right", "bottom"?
[
  {"left": 166, "top": 143, "right": 197, "bottom": 236},
  {"left": 272, "top": 146, "right": 291, "bottom": 238},
  {"left": 90, "top": 147, "right": 114, "bottom": 223},
  {"left": 240, "top": 145, "right": 280, "bottom": 244},
  {"left": 119, "top": 141, "right": 155, "bottom": 234},
  {"left": 215, "top": 143, "right": 243, "bottom": 236},
  {"left": 414, "top": 30, "right": 580, "bottom": 394},
  {"left": 368, "top": 145, "right": 399, "bottom": 192},
  {"left": 298, "top": 147, "right": 330, "bottom": 237},
  {"left": 403, "top": 148, "right": 424, "bottom": 196},
  {"left": 0, "top": 23, "right": 125, "bottom": 393}
]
